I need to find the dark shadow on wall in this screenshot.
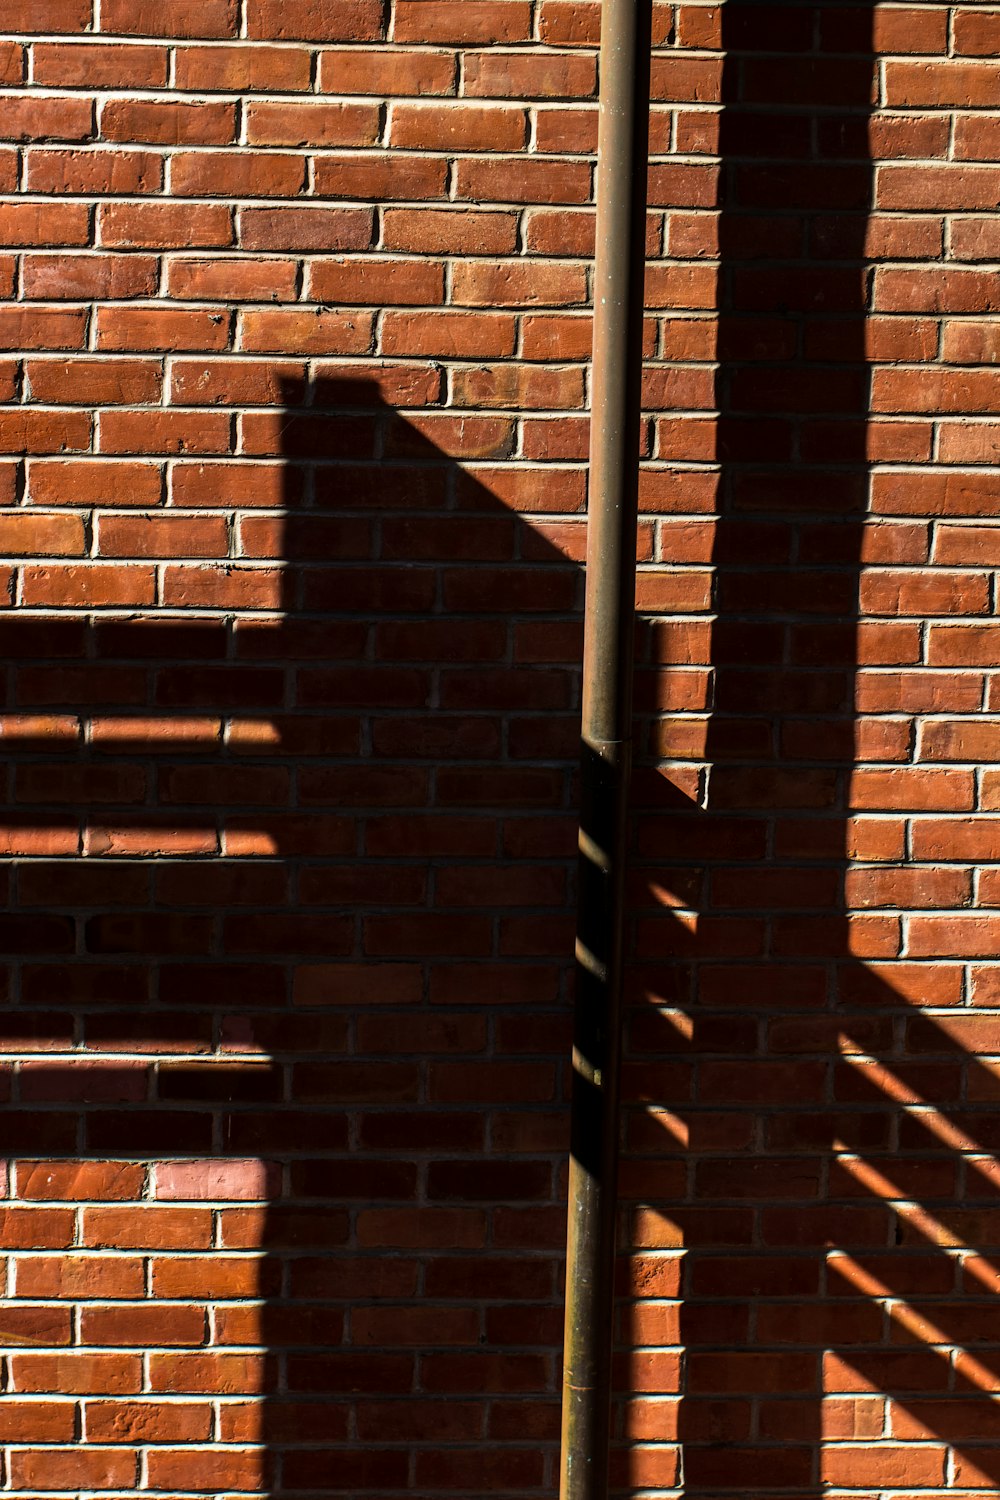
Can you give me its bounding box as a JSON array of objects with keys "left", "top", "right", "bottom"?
[
  {"left": 0, "top": 379, "right": 584, "bottom": 1496},
  {"left": 622, "top": 3, "right": 1000, "bottom": 1497}
]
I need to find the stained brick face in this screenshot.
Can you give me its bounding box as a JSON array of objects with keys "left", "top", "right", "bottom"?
[{"left": 0, "top": 1, "right": 996, "bottom": 1497}]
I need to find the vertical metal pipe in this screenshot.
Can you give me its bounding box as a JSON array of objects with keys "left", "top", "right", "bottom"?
[{"left": 560, "top": 4, "right": 652, "bottom": 1500}]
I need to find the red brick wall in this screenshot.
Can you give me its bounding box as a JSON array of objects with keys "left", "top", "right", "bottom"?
[{"left": 1, "top": 0, "right": 998, "bottom": 1496}]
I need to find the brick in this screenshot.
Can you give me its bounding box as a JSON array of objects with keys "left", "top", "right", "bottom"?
[
  {"left": 0, "top": 1303, "right": 72, "bottom": 1346},
  {"left": 871, "top": 5, "right": 948, "bottom": 51},
  {"left": 424, "top": 1349, "right": 548, "bottom": 1391},
  {"left": 239, "top": 206, "right": 373, "bottom": 251},
  {"left": 10, "top": 1447, "right": 138, "bottom": 1489},
  {"left": 0, "top": 513, "right": 85, "bottom": 554},
  {"left": 170, "top": 150, "right": 305, "bottom": 197},
  {"left": 27, "top": 146, "right": 162, "bottom": 195},
  {"left": 8, "top": 0, "right": 91, "bottom": 29},
  {"left": 382, "top": 208, "right": 518, "bottom": 255},
  {"left": 313, "top": 152, "right": 448, "bottom": 200},
  {"left": 84, "top": 1206, "right": 213, "bottom": 1249},
  {"left": 154, "top": 1158, "right": 277, "bottom": 1200},
  {"left": 538, "top": 0, "right": 601, "bottom": 44},
  {"left": 955, "top": 115, "right": 1000, "bottom": 163},
  {"left": 0, "top": 1209, "right": 74, "bottom": 1248},
  {"left": 96, "top": 514, "right": 227, "bottom": 557},
  {"left": 464, "top": 50, "right": 596, "bottom": 99},
  {"left": 381, "top": 311, "right": 516, "bottom": 359},
  {"left": 388, "top": 412, "right": 513, "bottom": 459},
  {"left": 307, "top": 258, "right": 443, "bottom": 307},
  {"left": 99, "top": 200, "right": 233, "bottom": 248},
  {"left": 525, "top": 205, "right": 597, "bottom": 256},
  {"left": 100, "top": 99, "right": 236, "bottom": 145},
  {"left": 873, "top": 470, "right": 997, "bottom": 517},
  {"left": 452, "top": 259, "right": 588, "bottom": 307},
  {"left": 25, "top": 357, "right": 161, "bottom": 405},
  {"left": 859, "top": 568, "right": 991, "bottom": 617},
  {"left": 878, "top": 165, "right": 1000, "bottom": 213},
  {"left": 535, "top": 105, "right": 598, "bottom": 156},
  {"left": 27, "top": 459, "right": 162, "bottom": 507},
  {"left": 0, "top": 202, "right": 89, "bottom": 247},
  {"left": 166, "top": 254, "right": 298, "bottom": 302},
  {"left": 81, "top": 1303, "right": 206, "bottom": 1345},
  {"left": 845, "top": 866, "right": 971, "bottom": 910},
  {"left": 169, "top": 358, "right": 302, "bottom": 406},
  {"left": 822, "top": 1447, "right": 946, "bottom": 1488},
  {"left": 0, "top": 42, "right": 21, "bottom": 83},
  {"left": 941, "top": 320, "right": 1000, "bottom": 363},
  {"left": 239, "top": 308, "right": 373, "bottom": 354},
  {"left": 933, "top": 524, "right": 1000, "bottom": 566},
  {"left": 0, "top": 95, "right": 93, "bottom": 141},
  {"left": 912, "top": 818, "right": 1000, "bottom": 861},
  {"left": 160, "top": 565, "right": 281, "bottom": 609},
  {"left": 928, "top": 624, "right": 1000, "bottom": 665},
  {"left": 885, "top": 59, "right": 998, "bottom": 107},
  {"left": 0, "top": 308, "right": 87, "bottom": 350},
  {"left": 455, "top": 156, "right": 593, "bottom": 204},
  {"left": 100, "top": 0, "right": 237, "bottom": 35},
  {"left": 95, "top": 306, "right": 232, "bottom": 352},
  {"left": 171, "top": 461, "right": 284, "bottom": 508},
  {"left": 954, "top": 8, "right": 1000, "bottom": 54},
  {"left": 147, "top": 1350, "right": 266, "bottom": 1394},
  {"left": 390, "top": 103, "right": 527, "bottom": 151},
  {"left": 248, "top": 0, "right": 384, "bottom": 39},
  {"left": 650, "top": 163, "right": 719, "bottom": 208},
  {"left": 908, "top": 916, "right": 1000, "bottom": 959},
  {"left": 99, "top": 409, "right": 230, "bottom": 454},
  {"left": 854, "top": 768, "right": 975, "bottom": 812},
  {"left": 0, "top": 147, "right": 25, "bottom": 190},
  {"left": 22, "top": 565, "right": 155, "bottom": 608},
  {"left": 319, "top": 47, "right": 456, "bottom": 96},
  {"left": 12, "top": 1354, "right": 142, "bottom": 1395},
  {"left": 394, "top": 2, "right": 533, "bottom": 43},
  {"left": 0, "top": 360, "right": 30, "bottom": 408},
  {"left": 245, "top": 101, "right": 381, "bottom": 146},
  {"left": 0, "top": 1400, "right": 75, "bottom": 1441},
  {"left": 23, "top": 252, "right": 158, "bottom": 300},
  {"left": 34, "top": 42, "right": 168, "bottom": 87},
  {"left": 522, "top": 313, "right": 592, "bottom": 360},
  {"left": 15, "top": 1255, "right": 144, "bottom": 1298},
  {"left": 175, "top": 43, "right": 312, "bottom": 90},
  {"left": 16, "top": 1160, "right": 145, "bottom": 1200},
  {"left": 951, "top": 217, "right": 1000, "bottom": 262},
  {"left": 651, "top": 55, "right": 722, "bottom": 104},
  {"left": 148, "top": 1448, "right": 270, "bottom": 1489},
  {"left": 450, "top": 363, "right": 585, "bottom": 410},
  {"left": 85, "top": 1400, "right": 213, "bottom": 1442},
  {"left": 0, "top": 411, "right": 90, "bottom": 454}
]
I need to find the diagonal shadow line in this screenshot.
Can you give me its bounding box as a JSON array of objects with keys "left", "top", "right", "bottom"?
[{"left": 615, "top": 0, "right": 1000, "bottom": 1495}]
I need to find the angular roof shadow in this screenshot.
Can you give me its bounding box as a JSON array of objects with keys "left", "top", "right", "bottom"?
[
  {"left": 0, "top": 380, "right": 585, "bottom": 1493},
  {"left": 0, "top": 375, "right": 585, "bottom": 1090},
  {"left": 1, "top": 377, "right": 584, "bottom": 851}
]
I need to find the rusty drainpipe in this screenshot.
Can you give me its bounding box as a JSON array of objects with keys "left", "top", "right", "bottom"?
[{"left": 559, "top": 3, "right": 653, "bottom": 1500}]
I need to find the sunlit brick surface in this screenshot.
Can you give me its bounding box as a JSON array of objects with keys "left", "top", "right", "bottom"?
[{"left": 0, "top": 0, "right": 997, "bottom": 1496}]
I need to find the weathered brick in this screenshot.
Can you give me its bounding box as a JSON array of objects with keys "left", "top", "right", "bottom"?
[
  {"left": 101, "top": 0, "right": 238, "bottom": 36},
  {"left": 389, "top": 103, "right": 528, "bottom": 152},
  {"left": 238, "top": 207, "right": 373, "bottom": 252},
  {"left": 247, "top": 0, "right": 384, "bottom": 41},
  {"left": 245, "top": 101, "right": 381, "bottom": 147}
]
